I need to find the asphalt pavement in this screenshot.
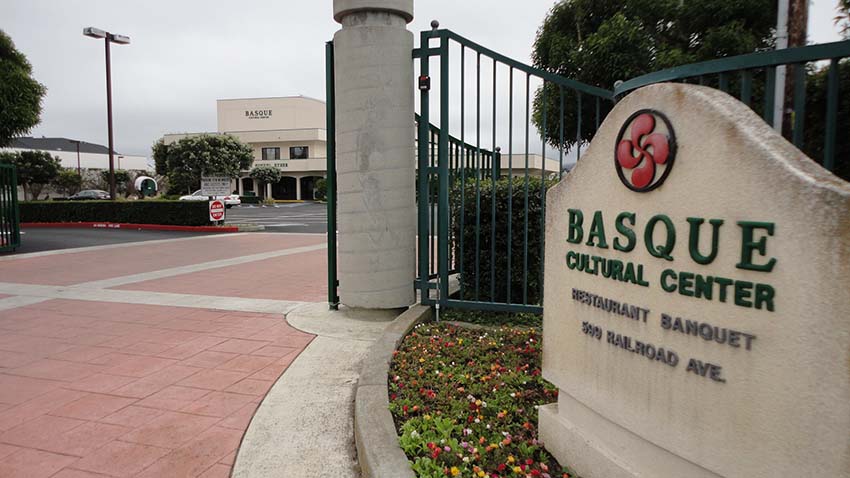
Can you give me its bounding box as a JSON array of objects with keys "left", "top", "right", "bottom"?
[
  {"left": 226, "top": 201, "right": 327, "bottom": 233},
  {"left": 2, "top": 228, "right": 216, "bottom": 255}
]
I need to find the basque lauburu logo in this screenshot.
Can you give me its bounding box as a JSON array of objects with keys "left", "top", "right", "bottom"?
[{"left": 615, "top": 109, "right": 676, "bottom": 192}]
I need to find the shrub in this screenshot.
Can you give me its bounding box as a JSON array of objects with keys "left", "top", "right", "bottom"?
[
  {"left": 240, "top": 195, "right": 262, "bottom": 204},
  {"left": 19, "top": 200, "right": 211, "bottom": 226},
  {"left": 99, "top": 169, "right": 132, "bottom": 196},
  {"left": 449, "top": 176, "right": 553, "bottom": 305},
  {"left": 52, "top": 169, "right": 83, "bottom": 196},
  {"left": 314, "top": 178, "right": 327, "bottom": 201}
]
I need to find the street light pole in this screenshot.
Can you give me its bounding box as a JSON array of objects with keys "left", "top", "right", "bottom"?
[
  {"left": 84, "top": 27, "right": 130, "bottom": 200},
  {"left": 104, "top": 36, "right": 116, "bottom": 200}
]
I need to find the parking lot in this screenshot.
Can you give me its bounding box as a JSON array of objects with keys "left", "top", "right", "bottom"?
[{"left": 225, "top": 202, "right": 327, "bottom": 233}]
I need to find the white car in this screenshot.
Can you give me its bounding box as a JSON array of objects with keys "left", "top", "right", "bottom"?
[{"left": 179, "top": 190, "right": 241, "bottom": 208}]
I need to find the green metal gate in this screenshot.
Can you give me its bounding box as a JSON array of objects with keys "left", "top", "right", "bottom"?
[
  {"left": 326, "top": 28, "right": 850, "bottom": 312},
  {"left": 414, "top": 28, "right": 614, "bottom": 314},
  {"left": 0, "top": 163, "right": 21, "bottom": 253}
]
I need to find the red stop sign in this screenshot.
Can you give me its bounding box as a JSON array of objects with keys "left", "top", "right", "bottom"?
[{"left": 209, "top": 200, "right": 225, "bottom": 221}]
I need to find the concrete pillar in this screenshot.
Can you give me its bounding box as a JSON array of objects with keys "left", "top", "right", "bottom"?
[
  {"left": 265, "top": 182, "right": 272, "bottom": 199},
  {"left": 333, "top": 0, "right": 416, "bottom": 309},
  {"left": 236, "top": 177, "right": 243, "bottom": 195},
  {"left": 295, "top": 176, "right": 302, "bottom": 201},
  {"left": 334, "top": 0, "right": 416, "bottom": 309}
]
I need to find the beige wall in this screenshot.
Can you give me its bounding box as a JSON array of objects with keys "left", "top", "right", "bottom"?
[{"left": 217, "top": 96, "right": 325, "bottom": 133}]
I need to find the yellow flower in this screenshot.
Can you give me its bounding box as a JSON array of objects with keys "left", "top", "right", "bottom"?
[
  {"left": 477, "top": 472, "right": 485, "bottom": 477},
  {"left": 513, "top": 466, "right": 522, "bottom": 473},
  {"left": 450, "top": 467, "right": 460, "bottom": 476},
  {"left": 458, "top": 338, "right": 463, "bottom": 345},
  {"left": 507, "top": 455, "right": 515, "bottom": 463}
]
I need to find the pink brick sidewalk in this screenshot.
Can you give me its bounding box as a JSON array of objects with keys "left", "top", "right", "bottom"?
[
  {"left": 1, "top": 233, "right": 325, "bottom": 286},
  {"left": 115, "top": 249, "right": 328, "bottom": 303},
  {"left": 0, "top": 300, "right": 313, "bottom": 478},
  {"left": 0, "top": 233, "right": 327, "bottom": 477}
]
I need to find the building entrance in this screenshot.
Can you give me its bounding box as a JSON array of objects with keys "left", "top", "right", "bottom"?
[{"left": 272, "top": 177, "right": 297, "bottom": 200}]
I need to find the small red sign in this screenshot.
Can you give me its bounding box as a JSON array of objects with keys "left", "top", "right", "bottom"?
[{"left": 209, "top": 200, "right": 225, "bottom": 221}]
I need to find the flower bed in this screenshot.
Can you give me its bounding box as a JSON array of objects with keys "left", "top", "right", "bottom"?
[{"left": 389, "top": 323, "right": 578, "bottom": 478}]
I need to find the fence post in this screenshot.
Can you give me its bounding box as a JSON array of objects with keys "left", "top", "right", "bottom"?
[
  {"left": 333, "top": 0, "right": 416, "bottom": 309},
  {"left": 325, "top": 41, "right": 339, "bottom": 309}
]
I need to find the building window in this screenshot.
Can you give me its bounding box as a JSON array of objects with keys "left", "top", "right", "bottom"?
[
  {"left": 262, "top": 147, "right": 280, "bottom": 161},
  {"left": 290, "top": 146, "right": 309, "bottom": 159}
]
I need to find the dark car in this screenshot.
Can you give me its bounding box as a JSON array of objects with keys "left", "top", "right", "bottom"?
[{"left": 69, "top": 190, "right": 111, "bottom": 200}]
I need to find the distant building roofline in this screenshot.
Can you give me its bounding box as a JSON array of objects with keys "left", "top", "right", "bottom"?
[
  {"left": 216, "top": 95, "right": 326, "bottom": 105},
  {"left": 8, "top": 137, "right": 123, "bottom": 156}
]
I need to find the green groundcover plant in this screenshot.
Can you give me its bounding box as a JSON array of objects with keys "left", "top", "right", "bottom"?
[{"left": 389, "top": 323, "right": 578, "bottom": 478}]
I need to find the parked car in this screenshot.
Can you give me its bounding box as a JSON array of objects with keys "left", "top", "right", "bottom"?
[
  {"left": 68, "top": 190, "right": 111, "bottom": 200},
  {"left": 178, "top": 190, "right": 241, "bottom": 208}
]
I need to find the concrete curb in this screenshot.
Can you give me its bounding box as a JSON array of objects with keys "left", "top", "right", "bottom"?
[
  {"left": 355, "top": 304, "right": 433, "bottom": 478},
  {"left": 21, "top": 222, "right": 239, "bottom": 232}
]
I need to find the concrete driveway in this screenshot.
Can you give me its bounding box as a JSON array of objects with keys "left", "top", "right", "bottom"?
[{"left": 0, "top": 233, "right": 328, "bottom": 477}]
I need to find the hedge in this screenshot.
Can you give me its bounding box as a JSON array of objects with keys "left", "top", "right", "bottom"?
[
  {"left": 449, "top": 176, "right": 554, "bottom": 305},
  {"left": 20, "top": 200, "right": 211, "bottom": 226}
]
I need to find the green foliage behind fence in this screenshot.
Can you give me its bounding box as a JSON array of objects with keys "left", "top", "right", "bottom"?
[
  {"left": 450, "top": 176, "right": 553, "bottom": 305},
  {"left": 20, "top": 200, "right": 210, "bottom": 226}
]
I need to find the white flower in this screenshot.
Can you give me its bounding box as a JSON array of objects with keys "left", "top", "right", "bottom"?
[
  {"left": 510, "top": 393, "right": 516, "bottom": 398},
  {"left": 463, "top": 457, "right": 470, "bottom": 463},
  {"left": 410, "top": 431, "right": 419, "bottom": 438}
]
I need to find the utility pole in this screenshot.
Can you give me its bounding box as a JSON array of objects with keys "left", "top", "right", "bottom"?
[
  {"left": 783, "top": 0, "right": 809, "bottom": 137},
  {"left": 773, "top": 0, "right": 789, "bottom": 132}
]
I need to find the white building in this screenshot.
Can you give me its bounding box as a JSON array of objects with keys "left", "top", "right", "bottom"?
[
  {"left": 163, "top": 95, "right": 561, "bottom": 201},
  {"left": 164, "top": 96, "right": 327, "bottom": 200},
  {"left": 4, "top": 137, "right": 149, "bottom": 172}
]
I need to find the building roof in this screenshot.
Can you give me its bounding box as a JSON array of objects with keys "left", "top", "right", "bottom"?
[
  {"left": 216, "top": 94, "right": 325, "bottom": 105},
  {"left": 10, "top": 137, "right": 119, "bottom": 155}
]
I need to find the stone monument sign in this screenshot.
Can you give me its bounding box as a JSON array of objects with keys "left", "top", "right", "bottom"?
[{"left": 540, "top": 83, "right": 850, "bottom": 478}]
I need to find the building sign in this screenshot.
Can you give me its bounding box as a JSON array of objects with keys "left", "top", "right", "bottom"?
[
  {"left": 201, "top": 176, "right": 231, "bottom": 196},
  {"left": 539, "top": 84, "right": 850, "bottom": 478},
  {"left": 245, "top": 109, "right": 272, "bottom": 119}
]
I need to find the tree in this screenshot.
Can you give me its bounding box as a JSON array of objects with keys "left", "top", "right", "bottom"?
[
  {"left": 99, "top": 169, "right": 132, "bottom": 196},
  {"left": 531, "top": 0, "right": 777, "bottom": 148},
  {"left": 152, "top": 134, "right": 253, "bottom": 194},
  {"left": 835, "top": 0, "right": 850, "bottom": 37},
  {"left": 249, "top": 165, "right": 282, "bottom": 198},
  {"left": 0, "top": 150, "right": 60, "bottom": 200},
  {"left": 0, "top": 30, "right": 47, "bottom": 147},
  {"left": 53, "top": 169, "right": 83, "bottom": 196},
  {"left": 803, "top": 60, "right": 850, "bottom": 182}
]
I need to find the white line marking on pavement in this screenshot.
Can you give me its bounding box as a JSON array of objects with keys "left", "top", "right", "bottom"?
[
  {"left": 0, "top": 233, "right": 251, "bottom": 262},
  {"left": 0, "top": 296, "right": 50, "bottom": 311},
  {"left": 0, "top": 283, "right": 307, "bottom": 314},
  {"left": 74, "top": 242, "right": 327, "bottom": 289}
]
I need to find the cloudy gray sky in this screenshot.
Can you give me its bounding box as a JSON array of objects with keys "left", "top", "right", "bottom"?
[{"left": 1, "top": 1, "right": 844, "bottom": 158}]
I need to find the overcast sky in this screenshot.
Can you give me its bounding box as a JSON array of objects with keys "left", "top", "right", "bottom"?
[{"left": 1, "top": 1, "right": 844, "bottom": 158}]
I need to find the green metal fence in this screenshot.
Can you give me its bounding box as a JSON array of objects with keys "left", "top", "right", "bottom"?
[
  {"left": 0, "top": 164, "right": 21, "bottom": 253},
  {"left": 414, "top": 28, "right": 614, "bottom": 314},
  {"left": 325, "top": 30, "right": 850, "bottom": 312},
  {"left": 325, "top": 41, "right": 339, "bottom": 309},
  {"left": 616, "top": 40, "right": 850, "bottom": 176}
]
